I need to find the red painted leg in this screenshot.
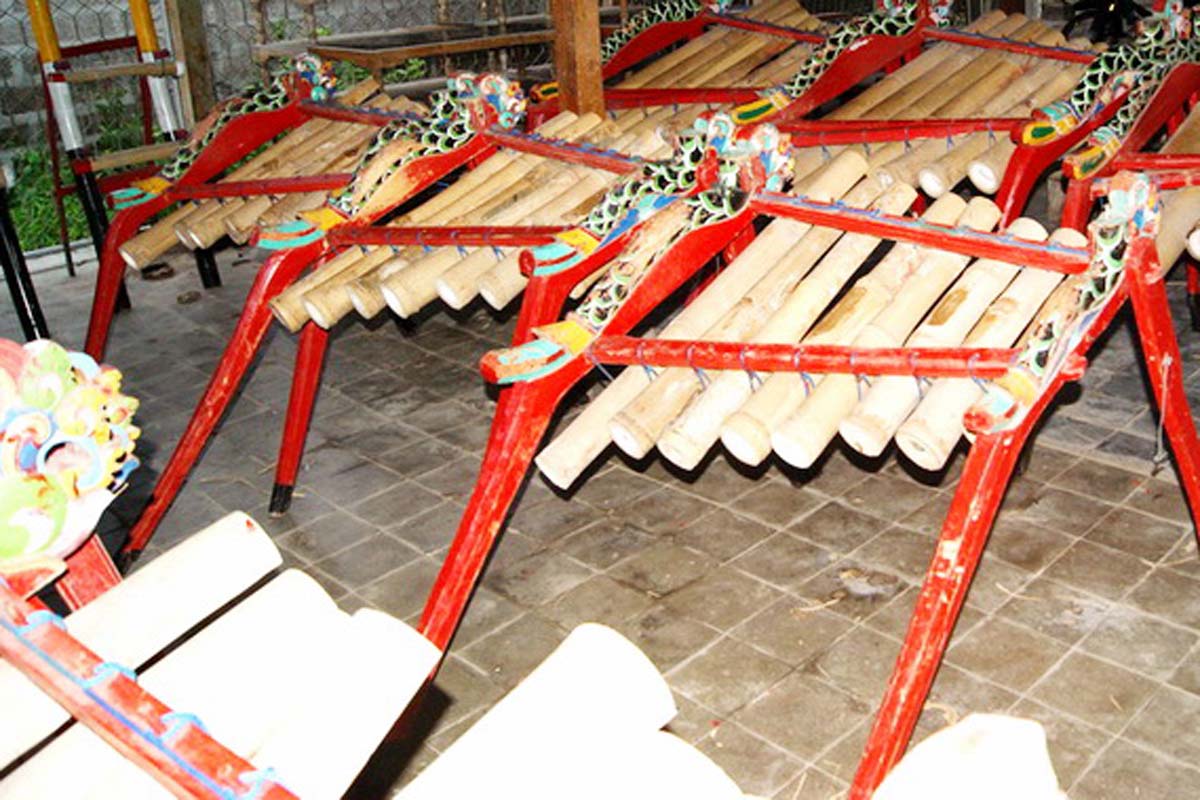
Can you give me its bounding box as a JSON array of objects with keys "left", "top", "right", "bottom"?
[
  {"left": 1061, "top": 178, "right": 1094, "bottom": 233},
  {"left": 120, "top": 243, "right": 325, "bottom": 562},
  {"left": 85, "top": 200, "right": 166, "bottom": 359},
  {"left": 270, "top": 322, "right": 329, "bottom": 515},
  {"left": 850, "top": 424, "right": 1035, "bottom": 797},
  {"left": 419, "top": 361, "right": 588, "bottom": 651},
  {"left": 1126, "top": 244, "right": 1200, "bottom": 536}
]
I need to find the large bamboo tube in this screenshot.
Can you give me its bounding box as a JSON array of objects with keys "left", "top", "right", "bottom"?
[
  {"left": 398, "top": 624, "right": 679, "bottom": 799},
  {"left": 838, "top": 217, "right": 1049, "bottom": 458},
  {"left": 252, "top": 609, "right": 440, "bottom": 800},
  {"left": 0, "top": 571, "right": 348, "bottom": 798},
  {"left": 769, "top": 197, "right": 1002, "bottom": 469},
  {"left": 719, "top": 193, "right": 971, "bottom": 466},
  {"left": 653, "top": 180, "right": 918, "bottom": 470},
  {"left": 609, "top": 171, "right": 883, "bottom": 464},
  {"left": 0, "top": 513, "right": 281, "bottom": 769},
  {"left": 119, "top": 202, "right": 200, "bottom": 268},
  {"left": 895, "top": 227, "right": 1084, "bottom": 470}
]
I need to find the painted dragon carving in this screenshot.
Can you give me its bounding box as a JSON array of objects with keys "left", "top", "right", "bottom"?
[
  {"left": 1023, "top": 0, "right": 1199, "bottom": 179},
  {"left": 481, "top": 114, "right": 792, "bottom": 385},
  {"left": 109, "top": 55, "right": 337, "bottom": 210},
  {"left": 255, "top": 73, "right": 525, "bottom": 250},
  {"left": 734, "top": 0, "right": 953, "bottom": 125},
  {"left": 966, "top": 171, "right": 1157, "bottom": 433}
]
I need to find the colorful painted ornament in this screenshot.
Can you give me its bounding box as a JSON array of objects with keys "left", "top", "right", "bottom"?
[{"left": 0, "top": 339, "right": 139, "bottom": 565}]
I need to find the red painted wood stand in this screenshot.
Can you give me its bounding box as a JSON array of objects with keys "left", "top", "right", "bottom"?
[{"left": 423, "top": 171, "right": 1200, "bottom": 795}]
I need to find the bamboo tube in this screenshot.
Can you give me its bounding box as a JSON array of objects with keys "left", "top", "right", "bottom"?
[
  {"left": 225, "top": 196, "right": 275, "bottom": 242},
  {"left": 653, "top": 181, "right": 918, "bottom": 470},
  {"left": 719, "top": 193, "right": 971, "bottom": 466},
  {"left": 618, "top": 0, "right": 793, "bottom": 88},
  {"left": 272, "top": 113, "right": 593, "bottom": 328},
  {"left": 838, "top": 217, "right": 1049, "bottom": 458},
  {"left": 794, "top": 45, "right": 1020, "bottom": 184},
  {"left": 435, "top": 121, "right": 669, "bottom": 311},
  {"left": 182, "top": 199, "right": 245, "bottom": 249},
  {"left": 921, "top": 61, "right": 1087, "bottom": 197},
  {"left": 895, "top": 228, "right": 1084, "bottom": 470},
  {"left": 377, "top": 120, "right": 619, "bottom": 318},
  {"left": 272, "top": 247, "right": 365, "bottom": 331},
  {"left": 769, "top": 197, "right": 1002, "bottom": 469},
  {"left": 827, "top": 10, "right": 1008, "bottom": 122},
  {"left": 609, "top": 169, "right": 882, "bottom": 464},
  {"left": 119, "top": 202, "right": 200, "bottom": 268},
  {"left": 302, "top": 247, "right": 396, "bottom": 328},
  {"left": 173, "top": 199, "right": 227, "bottom": 248},
  {"left": 534, "top": 156, "right": 869, "bottom": 490},
  {"left": 0, "top": 571, "right": 349, "bottom": 798},
  {"left": 0, "top": 513, "right": 281, "bottom": 769}
]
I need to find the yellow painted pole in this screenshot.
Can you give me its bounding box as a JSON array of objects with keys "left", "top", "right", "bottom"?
[
  {"left": 128, "top": 0, "right": 161, "bottom": 53},
  {"left": 24, "top": 0, "right": 62, "bottom": 63}
]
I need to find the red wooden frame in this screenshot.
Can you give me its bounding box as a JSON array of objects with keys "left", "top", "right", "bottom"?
[{"left": 0, "top": 577, "right": 297, "bottom": 799}]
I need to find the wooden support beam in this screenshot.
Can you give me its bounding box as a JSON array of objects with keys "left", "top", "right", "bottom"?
[
  {"left": 550, "top": 0, "right": 604, "bottom": 116},
  {"left": 165, "top": 0, "right": 216, "bottom": 124}
]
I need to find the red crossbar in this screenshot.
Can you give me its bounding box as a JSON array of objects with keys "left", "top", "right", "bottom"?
[
  {"left": 328, "top": 224, "right": 573, "bottom": 248},
  {"left": 0, "top": 581, "right": 297, "bottom": 799},
  {"left": 701, "top": 10, "right": 826, "bottom": 43},
  {"left": 484, "top": 129, "right": 644, "bottom": 173},
  {"left": 749, "top": 193, "right": 1091, "bottom": 273},
  {"left": 297, "top": 100, "right": 409, "bottom": 127},
  {"left": 598, "top": 86, "right": 765, "bottom": 107},
  {"left": 1110, "top": 154, "right": 1200, "bottom": 172},
  {"left": 587, "top": 337, "right": 1018, "bottom": 377},
  {"left": 924, "top": 28, "right": 1095, "bottom": 62},
  {"left": 777, "top": 117, "right": 1025, "bottom": 145},
  {"left": 173, "top": 173, "right": 353, "bottom": 199}
]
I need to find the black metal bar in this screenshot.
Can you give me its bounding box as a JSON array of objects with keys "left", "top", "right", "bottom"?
[
  {"left": 194, "top": 248, "right": 221, "bottom": 289},
  {"left": 0, "top": 182, "right": 50, "bottom": 341}
]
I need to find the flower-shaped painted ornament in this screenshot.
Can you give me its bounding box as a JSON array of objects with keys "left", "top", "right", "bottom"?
[{"left": 0, "top": 339, "right": 139, "bottom": 568}]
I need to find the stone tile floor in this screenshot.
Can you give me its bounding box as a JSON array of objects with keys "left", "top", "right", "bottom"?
[{"left": 14, "top": 244, "right": 1200, "bottom": 799}]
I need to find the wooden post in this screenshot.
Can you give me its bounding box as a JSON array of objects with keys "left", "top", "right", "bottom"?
[
  {"left": 551, "top": 0, "right": 604, "bottom": 116},
  {"left": 165, "top": 0, "right": 216, "bottom": 124}
]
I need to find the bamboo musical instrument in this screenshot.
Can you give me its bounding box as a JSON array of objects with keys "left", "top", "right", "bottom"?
[
  {"left": 895, "top": 227, "right": 1084, "bottom": 470},
  {"left": 650, "top": 180, "right": 919, "bottom": 470},
  {"left": 839, "top": 216, "right": 1049, "bottom": 458},
  {"left": 609, "top": 166, "right": 884, "bottom": 463},
  {"left": 270, "top": 111, "right": 598, "bottom": 329},
  {"left": 770, "top": 197, "right": 1002, "bottom": 469},
  {"left": 719, "top": 193, "right": 972, "bottom": 466}
]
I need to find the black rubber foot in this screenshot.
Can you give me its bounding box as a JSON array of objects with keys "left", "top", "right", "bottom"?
[
  {"left": 116, "top": 280, "right": 132, "bottom": 312},
  {"left": 269, "top": 484, "right": 294, "bottom": 516},
  {"left": 1189, "top": 293, "right": 1200, "bottom": 333},
  {"left": 115, "top": 549, "right": 141, "bottom": 573}
]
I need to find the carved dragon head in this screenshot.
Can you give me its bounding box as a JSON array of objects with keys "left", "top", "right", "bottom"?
[{"left": 293, "top": 53, "right": 339, "bottom": 101}]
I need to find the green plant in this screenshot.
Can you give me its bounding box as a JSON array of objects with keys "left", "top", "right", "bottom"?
[
  {"left": 382, "top": 58, "right": 429, "bottom": 83},
  {"left": 7, "top": 147, "right": 88, "bottom": 251}
]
